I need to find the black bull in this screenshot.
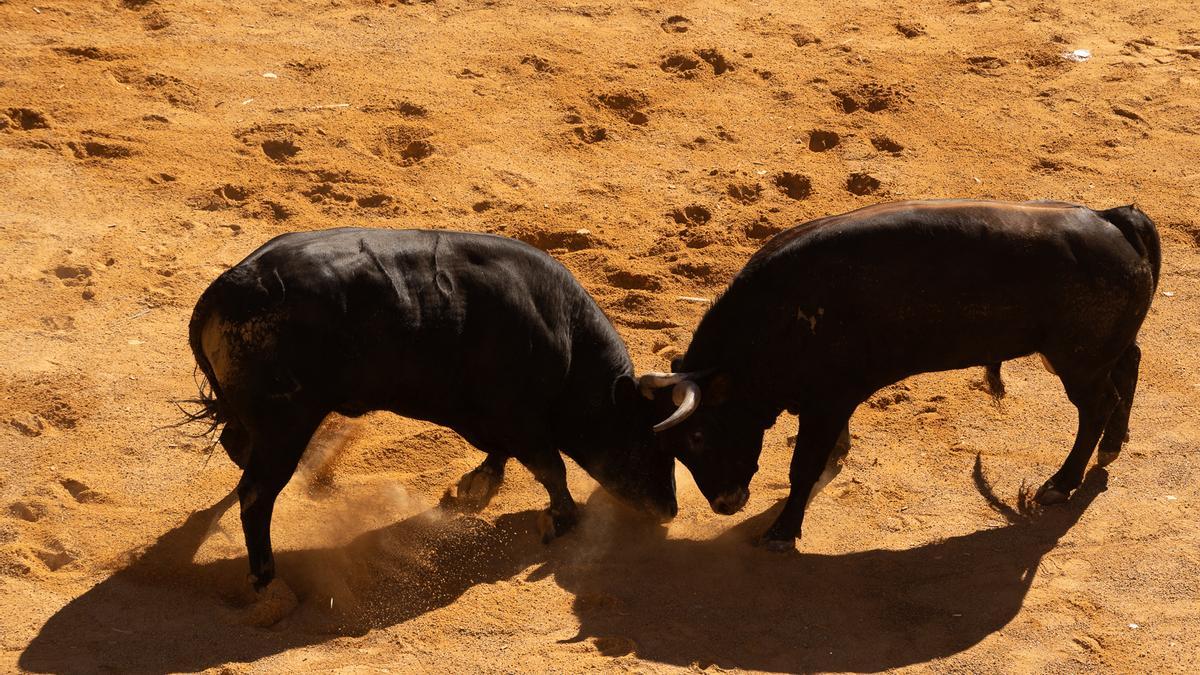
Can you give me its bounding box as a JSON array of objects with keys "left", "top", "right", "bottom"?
[
  {"left": 646, "top": 200, "right": 1160, "bottom": 550},
  {"left": 187, "top": 229, "right": 677, "bottom": 590}
]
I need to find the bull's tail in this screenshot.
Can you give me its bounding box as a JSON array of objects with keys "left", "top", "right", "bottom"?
[
  {"left": 179, "top": 279, "right": 229, "bottom": 439},
  {"left": 1100, "top": 204, "right": 1162, "bottom": 292},
  {"left": 983, "top": 362, "right": 1005, "bottom": 402},
  {"left": 178, "top": 267, "right": 276, "bottom": 467}
]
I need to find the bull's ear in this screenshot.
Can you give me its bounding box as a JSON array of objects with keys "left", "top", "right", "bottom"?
[
  {"left": 670, "top": 356, "right": 685, "bottom": 372},
  {"left": 611, "top": 374, "right": 640, "bottom": 410},
  {"left": 707, "top": 374, "right": 732, "bottom": 405}
]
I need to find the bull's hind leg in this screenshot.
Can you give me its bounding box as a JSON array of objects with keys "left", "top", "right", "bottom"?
[
  {"left": 452, "top": 452, "right": 508, "bottom": 512},
  {"left": 1097, "top": 343, "right": 1141, "bottom": 467},
  {"left": 238, "top": 416, "right": 323, "bottom": 591},
  {"left": 1035, "top": 368, "right": 1120, "bottom": 504}
]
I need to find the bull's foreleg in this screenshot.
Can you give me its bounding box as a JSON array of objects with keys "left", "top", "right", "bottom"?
[
  {"left": 806, "top": 422, "right": 851, "bottom": 509},
  {"left": 760, "top": 407, "right": 855, "bottom": 552},
  {"left": 518, "top": 448, "right": 579, "bottom": 544},
  {"left": 451, "top": 452, "right": 508, "bottom": 512},
  {"left": 1036, "top": 370, "right": 1119, "bottom": 504}
]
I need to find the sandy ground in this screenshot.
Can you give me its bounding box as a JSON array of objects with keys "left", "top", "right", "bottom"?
[{"left": 2, "top": 0, "right": 1199, "bottom": 672}]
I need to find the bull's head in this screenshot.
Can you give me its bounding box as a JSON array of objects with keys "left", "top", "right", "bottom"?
[
  {"left": 587, "top": 374, "right": 681, "bottom": 523},
  {"left": 639, "top": 367, "right": 766, "bottom": 516}
]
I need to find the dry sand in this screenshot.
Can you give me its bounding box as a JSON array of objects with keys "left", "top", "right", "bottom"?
[{"left": 2, "top": 0, "right": 1199, "bottom": 672}]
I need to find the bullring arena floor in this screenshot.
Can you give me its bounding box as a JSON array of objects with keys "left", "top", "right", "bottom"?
[{"left": 1, "top": 0, "right": 1198, "bottom": 672}]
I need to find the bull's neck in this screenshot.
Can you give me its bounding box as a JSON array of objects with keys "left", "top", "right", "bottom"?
[
  {"left": 682, "top": 283, "right": 753, "bottom": 376},
  {"left": 684, "top": 278, "right": 787, "bottom": 423},
  {"left": 551, "top": 323, "right": 635, "bottom": 474}
]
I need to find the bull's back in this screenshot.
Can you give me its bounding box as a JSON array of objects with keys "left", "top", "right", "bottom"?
[
  {"left": 708, "top": 200, "right": 1157, "bottom": 387},
  {"left": 192, "top": 229, "right": 579, "bottom": 424}
]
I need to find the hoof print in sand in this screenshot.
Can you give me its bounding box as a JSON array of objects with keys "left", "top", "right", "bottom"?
[
  {"left": 355, "top": 194, "right": 391, "bottom": 208},
  {"left": 596, "top": 92, "right": 649, "bottom": 125},
  {"left": 67, "top": 140, "right": 133, "bottom": 160},
  {"left": 696, "top": 49, "right": 734, "bottom": 75},
  {"left": 234, "top": 123, "right": 303, "bottom": 162},
  {"left": 111, "top": 68, "right": 200, "bottom": 109},
  {"left": 871, "top": 136, "right": 904, "bottom": 154},
  {"left": 363, "top": 100, "right": 429, "bottom": 118},
  {"left": 846, "top": 172, "right": 882, "bottom": 195},
  {"left": 8, "top": 500, "right": 49, "bottom": 522},
  {"left": 573, "top": 125, "right": 607, "bottom": 144},
  {"left": 514, "top": 228, "right": 602, "bottom": 253},
  {"left": 661, "top": 15, "right": 691, "bottom": 33},
  {"left": 189, "top": 184, "right": 252, "bottom": 211},
  {"left": 726, "top": 183, "right": 762, "bottom": 204},
  {"left": 746, "top": 216, "right": 784, "bottom": 240},
  {"left": 832, "top": 83, "right": 908, "bottom": 113},
  {"left": 261, "top": 139, "right": 300, "bottom": 161},
  {"left": 4, "top": 108, "right": 51, "bottom": 130},
  {"left": 53, "top": 46, "right": 124, "bottom": 61},
  {"left": 520, "top": 54, "right": 556, "bottom": 74},
  {"left": 378, "top": 126, "right": 435, "bottom": 165},
  {"left": 660, "top": 53, "right": 702, "bottom": 78},
  {"left": 808, "top": 129, "right": 840, "bottom": 152},
  {"left": 670, "top": 205, "right": 712, "bottom": 226},
  {"left": 793, "top": 31, "right": 822, "bottom": 47},
  {"left": 662, "top": 50, "right": 733, "bottom": 78},
  {"left": 607, "top": 269, "right": 664, "bottom": 292},
  {"left": 967, "top": 55, "right": 1007, "bottom": 76},
  {"left": 61, "top": 478, "right": 106, "bottom": 504},
  {"left": 34, "top": 548, "right": 77, "bottom": 573},
  {"left": 774, "top": 172, "right": 813, "bottom": 200}
]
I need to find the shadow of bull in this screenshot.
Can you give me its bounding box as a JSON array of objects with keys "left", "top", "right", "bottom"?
[{"left": 19, "top": 466, "right": 1108, "bottom": 673}]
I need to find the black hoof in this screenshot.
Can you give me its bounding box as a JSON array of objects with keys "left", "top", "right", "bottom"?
[
  {"left": 1096, "top": 451, "right": 1120, "bottom": 467},
  {"left": 243, "top": 577, "right": 298, "bottom": 627},
  {"left": 248, "top": 572, "right": 272, "bottom": 593},
  {"left": 537, "top": 507, "right": 579, "bottom": 544},
  {"left": 1034, "top": 480, "right": 1071, "bottom": 505}
]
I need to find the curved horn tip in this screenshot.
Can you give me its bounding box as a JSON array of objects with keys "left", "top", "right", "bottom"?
[{"left": 653, "top": 380, "right": 701, "bottom": 433}]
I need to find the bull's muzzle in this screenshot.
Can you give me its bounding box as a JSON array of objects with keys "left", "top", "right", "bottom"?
[{"left": 710, "top": 487, "right": 750, "bottom": 515}]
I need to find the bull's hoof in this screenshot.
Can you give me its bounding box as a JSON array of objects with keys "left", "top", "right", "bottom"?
[
  {"left": 755, "top": 535, "right": 797, "bottom": 553},
  {"left": 1034, "top": 480, "right": 1071, "bottom": 505},
  {"left": 452, "top": 466, "right": 503, "bottom": 512},
  {"left": 537, "top": 507, "right": 578, "bottom": 544},
  {"left": 1096, "top": 451, "right": 1120, "bottom": 467},
  {"left": 243, "top": 577, "right": 298, "bottom": 627}
]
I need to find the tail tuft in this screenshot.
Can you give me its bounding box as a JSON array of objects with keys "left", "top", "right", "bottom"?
[{"left": 164, "top": 366, "right": 226, "bottom": 439}]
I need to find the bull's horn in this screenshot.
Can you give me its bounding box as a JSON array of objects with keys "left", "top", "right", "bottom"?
[
  {"left": 653, "top": 380, "right": 701, "bottom": 432},
  {"left": 638, "top": 371, "right": 689, "bottom": 400}
]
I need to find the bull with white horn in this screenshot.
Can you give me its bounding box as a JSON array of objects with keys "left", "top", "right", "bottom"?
[{"left": 645, "top": 200, "right": 1158, "bottom": 551}]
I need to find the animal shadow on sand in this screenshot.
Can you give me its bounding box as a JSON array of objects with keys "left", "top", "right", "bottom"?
[
  {"left": 548, "top": 463, "right": 1110, "bottom": 672},
  {"left": 20, "top": 463, "right": 1107, "bottom": 673}
]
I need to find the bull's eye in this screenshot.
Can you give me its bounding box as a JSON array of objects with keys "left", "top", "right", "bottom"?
[{"left": 690, "top": 431, "right": 704, "bottom": 447}]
